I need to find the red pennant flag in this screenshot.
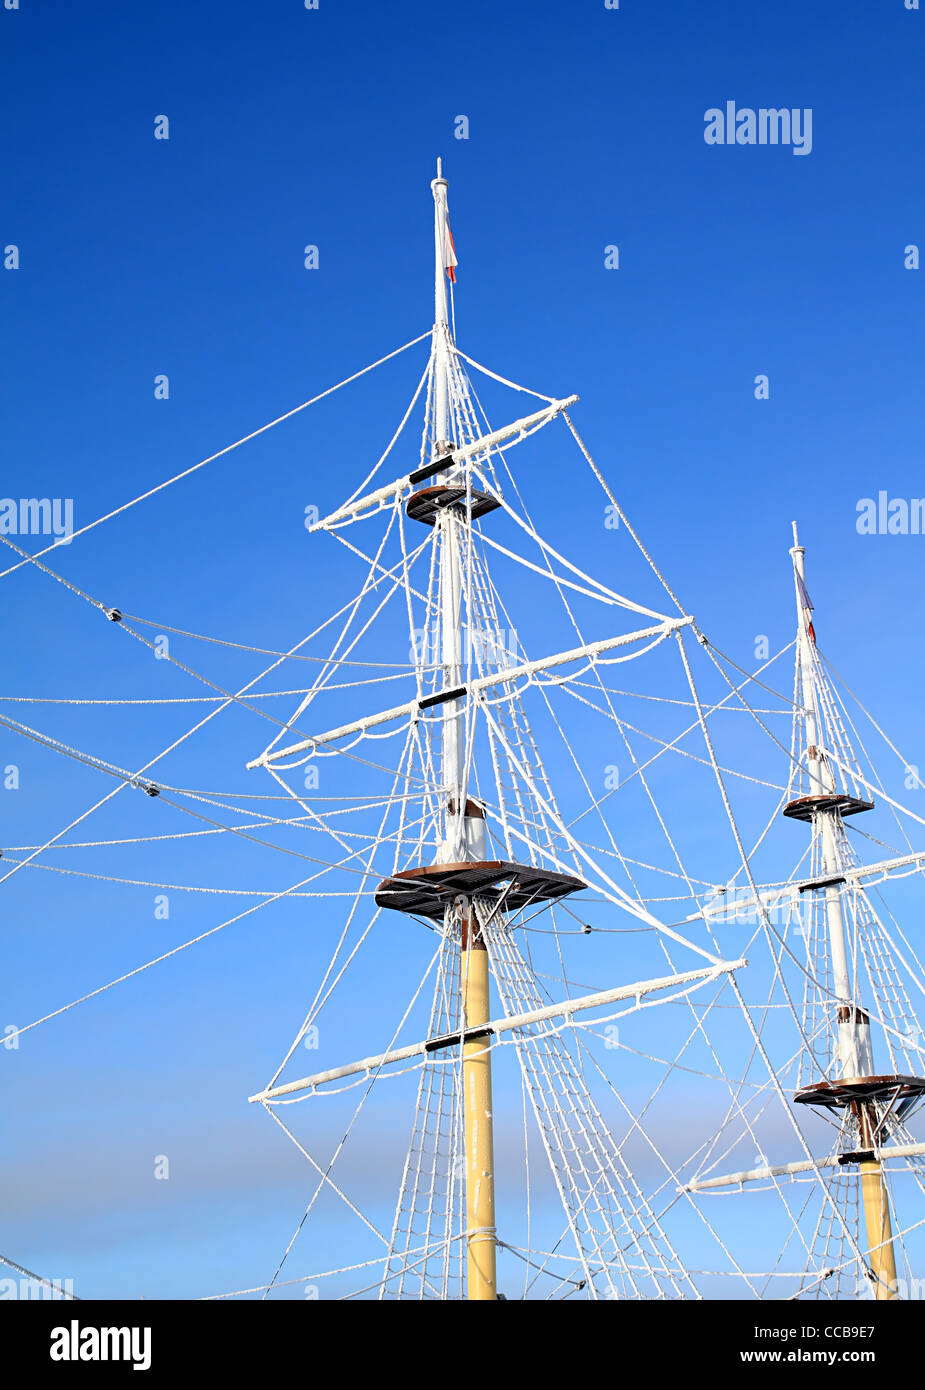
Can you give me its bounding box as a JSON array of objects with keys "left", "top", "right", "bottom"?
[
  {"left": 795, "top": 573, "right": 815, "bottom": 643},
  {"left": 444, "top": 218, "right": 457, "bottom": 283}
]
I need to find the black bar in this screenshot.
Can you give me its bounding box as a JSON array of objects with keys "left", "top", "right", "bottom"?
[
  {"left": 408, "top": 452, "right": 455, "bottom": 485},
  {"left": 418, "top": 685, "right": 467, "bottom": 711},
  {"left": 798, "top": 874, "right": 847, "bottom": 893},
  {"left": 3, "top": 1293, "right": 915, "bottom": 1358},
  {"left": 424, "top": 1025, "right": 494, "bottom": 1053}
]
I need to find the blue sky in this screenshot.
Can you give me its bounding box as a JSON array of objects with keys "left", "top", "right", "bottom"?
[{"left": 2, "top": 0, "right": 925, "bottom": 1299}]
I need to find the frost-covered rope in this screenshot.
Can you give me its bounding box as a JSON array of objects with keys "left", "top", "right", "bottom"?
[{"left": 0, "top": 331, "right": 431, "bottom": 583}]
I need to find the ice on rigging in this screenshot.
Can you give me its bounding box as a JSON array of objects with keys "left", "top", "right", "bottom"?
[
  {"left": 14, "top": 150, "right": 925, "bottom": 1302},
  {"left": 684, "top": 520, "right": 925, "bottom": 1302},
  {"left": 239, "top": 159, "right": 754, "bottom": 1301}
]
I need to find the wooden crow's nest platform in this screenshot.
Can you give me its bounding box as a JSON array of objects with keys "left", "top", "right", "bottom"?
[
  {"left": 375, "top": 860, "right": 585, "bottom": 921},
  {"left": 782, "top": 793, "right": 874, "bottom": 822},
  {"left": 794, "top": 1074, "right": 925, "bottom": 1109},
  {"left": 406, "top": 484, "right": 501, "bottom": 527}
]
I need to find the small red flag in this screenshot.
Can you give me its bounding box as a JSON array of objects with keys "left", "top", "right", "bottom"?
[{"left": 444, "top": 219, "right": 457, "bottom": 283}]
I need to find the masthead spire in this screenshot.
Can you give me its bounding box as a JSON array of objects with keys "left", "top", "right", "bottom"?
[{"left": 430, "top": 157, "right": 452, "bottom": 448}]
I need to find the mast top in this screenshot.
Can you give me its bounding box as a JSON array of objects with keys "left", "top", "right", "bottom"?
[
  {"left": 430, "top": 158, "right": 453, "bottom": 448},
  {"left": 790, "top": 519, "right": 803, "bottom": 555}
]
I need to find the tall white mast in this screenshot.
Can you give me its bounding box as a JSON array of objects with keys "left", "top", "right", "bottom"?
[
  {"left": 790, "top": 522, "right": 860, "bottom": 1074},
  {"left": 789, "top": 523, "right": 897, "bottom": 1298},
  {"left": 431, "top": 159, "right": 467, "bottom": 864},
  {"left": 431, "top": 161, "right": 497, "bottom": 1299}
]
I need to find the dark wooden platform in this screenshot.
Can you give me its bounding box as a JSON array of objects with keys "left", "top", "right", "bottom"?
[
  {"left": 794, "top": 1074, "right": 925, "bottom": 1109},
  {"left": 375, "top": 859, "right": 585, "bottom": 920},
  {"left": 782, "top": 793, "right": 874, "bottom": 822},
  {"left": 405, "top": 484, "right": 501, "bottom": 527}
]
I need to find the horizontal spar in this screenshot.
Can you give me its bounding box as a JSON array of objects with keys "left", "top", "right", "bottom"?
[
  {"left": 696, "top": 848, "right": 925, "bottom": 922},
  {"left": 685, "top": 1141, "right": 925, "bottom": 1191},
  {"left": 308, "top": 396, "right": 579, "bottom": 532},
  {"left": 248, "top": 957, "right": 745, "bottom": 1103},
  {"left": 246, "top": 618, "right": 692, "bottom": 768}
]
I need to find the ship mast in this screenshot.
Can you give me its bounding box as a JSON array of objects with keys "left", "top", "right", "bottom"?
[
  {"left": 788, "top": 522, "right": 898, "bottom": 1300},
  {"left": 431, "top": 159, "right": 497, "bottom": 1301},
  {"left": 430, "top": 158, "right": 466, "bottom": 862},
  {"left": 249, "top": 162, "right": 720, "bottom": 1298}
]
